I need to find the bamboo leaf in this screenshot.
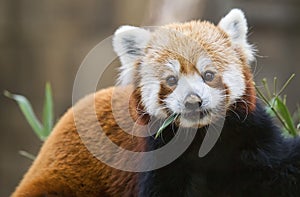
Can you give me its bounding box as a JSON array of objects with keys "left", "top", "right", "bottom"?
[
  {"left": 273, "top": 97, "right": 298, "bottom": 137},
  {"left": 4, "top": 90, "right": 46, "bottom": 140},
  {"left": 256, "top": 87, "right": 287, "bottom": 129},
  {"left": 155, "top": 113, "right": 178, "bottom": 139},
  {"left": 42, "top": 82, "right": 54, "bottom": 136}
]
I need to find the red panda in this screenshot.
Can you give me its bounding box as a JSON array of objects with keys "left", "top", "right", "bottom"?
[{"left": 12, "top": 9, "right": 300, "bottom": 197}]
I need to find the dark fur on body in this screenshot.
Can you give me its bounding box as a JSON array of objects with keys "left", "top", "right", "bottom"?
[{"left": 139, "top": 102, "right": 300, "bottom": 197}]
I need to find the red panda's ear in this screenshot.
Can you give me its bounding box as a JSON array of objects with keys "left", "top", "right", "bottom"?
[
  {"left": 218, "top": 9, "right": 255, "bottom": 63},
  {"left": 113, "top": 26, "right": 151, "bottom": 85}
]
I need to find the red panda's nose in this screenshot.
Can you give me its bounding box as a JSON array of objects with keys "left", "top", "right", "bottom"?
[{"left": 184, "top": 94, "right": 202, "bottom": 110}]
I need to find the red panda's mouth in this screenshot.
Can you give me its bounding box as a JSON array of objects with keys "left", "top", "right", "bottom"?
[{"left": 181, "top": 110, "right": 210, "bottom": 121}]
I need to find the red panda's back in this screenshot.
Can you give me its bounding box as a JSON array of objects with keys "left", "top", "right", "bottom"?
[{"left": 12, "top": 86, "right": 144, "bottom": 197}]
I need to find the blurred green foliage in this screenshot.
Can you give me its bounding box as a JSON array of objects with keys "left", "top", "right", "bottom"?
[
  {"left": 4, "top": 83, "right": 54, "bottom": 159},
  {"left": 256, "top": 74, "right": 300, "bottom": 137}
]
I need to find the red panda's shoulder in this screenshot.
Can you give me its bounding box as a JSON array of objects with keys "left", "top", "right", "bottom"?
[{"left": 12, "top": 86, "right": 142, "bottom": 196}]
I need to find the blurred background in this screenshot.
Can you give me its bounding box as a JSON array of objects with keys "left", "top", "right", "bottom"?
[{"left": 1, "top": 0, "right": 299, "bottom": 196}]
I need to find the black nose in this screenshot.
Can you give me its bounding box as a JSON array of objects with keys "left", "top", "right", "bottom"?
[{"left": 184, "top": 94, "right": 202, "bottom": 110}]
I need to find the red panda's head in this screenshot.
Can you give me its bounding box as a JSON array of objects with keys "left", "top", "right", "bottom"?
[{"left": 113, "top": 9, "right": 256, "bottom": 128}]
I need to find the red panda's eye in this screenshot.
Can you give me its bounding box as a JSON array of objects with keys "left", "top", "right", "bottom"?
[
  {"left": 203, "top": 71, "right": 215, "bottom": 82},
  {"left": 166, "top": 75, "right": 178, "bottom": 86}
]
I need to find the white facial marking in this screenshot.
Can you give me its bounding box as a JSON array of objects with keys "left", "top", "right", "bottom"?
[
  {"left": 179, "top": 114, "right": 212, "bottom": 128},
  {"left": 166, "top": 59, "right": 180, "bottom": 74},
  {"left": 140, "top": 60, "right": 181, "bottom": 119},
  {"left": 141, "top": 81, "right": 164, "bottom": 118},
  {"left": 140, "top": 62, "right": 167, "bottom": 118},
  {"left": 222, "top": 64, "right": 245, "bottom": 103},
  {"left": 164, "top": 74, "right": 224, "bottom": 127},
  {"left": 196, "top": 56, "right": 213, "bottom": 73}
]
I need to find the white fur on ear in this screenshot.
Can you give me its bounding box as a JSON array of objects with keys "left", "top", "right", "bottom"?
[
  {"left": 113, "top": 25, "right": 151, "bottom": 85},
  {"left": 218, "top": 9, "right": 255, "bottom": 62}
]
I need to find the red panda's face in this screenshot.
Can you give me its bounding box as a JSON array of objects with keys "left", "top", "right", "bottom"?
[{"left": 113, "top": 9, "right": 255, "bottom": 128}]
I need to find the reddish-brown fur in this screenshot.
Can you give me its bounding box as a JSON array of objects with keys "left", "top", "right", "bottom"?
[{"left": 13, "top": 86, "right": 144, "bottom": 197}]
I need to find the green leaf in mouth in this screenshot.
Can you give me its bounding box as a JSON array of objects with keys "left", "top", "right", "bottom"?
[{"left": 155, "top": 113, "right": 179, "bottom": 139}]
